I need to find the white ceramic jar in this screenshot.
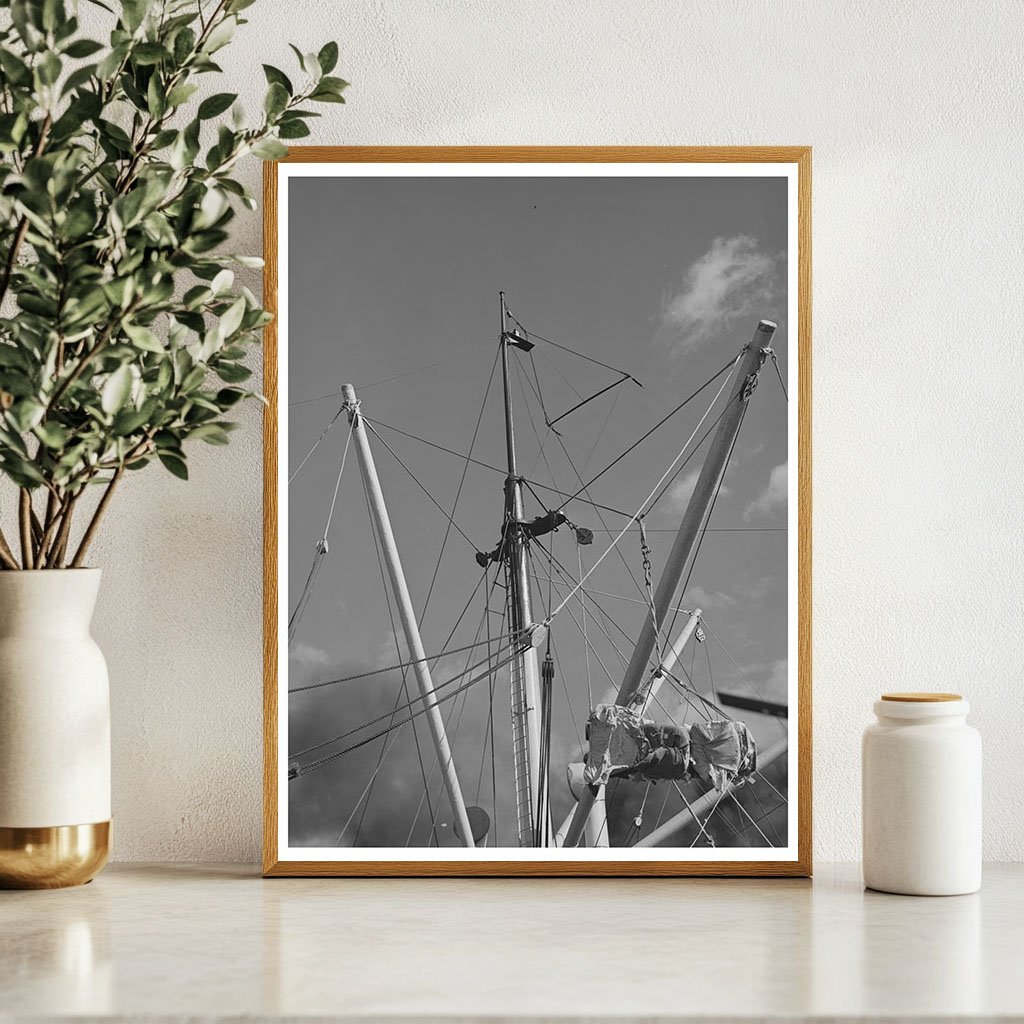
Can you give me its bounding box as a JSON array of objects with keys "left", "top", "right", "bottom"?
[{"left": 862, "top": 693, "right": 981, "bottom": 896}]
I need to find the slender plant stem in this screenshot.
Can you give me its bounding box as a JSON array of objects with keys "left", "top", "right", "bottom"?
[
  {"left": 18, "top": 489, "right": 34, "bottom": 569},
  {"left": 46, "top": 303, "right": 136, "bottom": 413},
  {"left": 35, "top": 489, "right": 68, "bottom": 566},
  {"left": 0, "top": 527, "right": 19, "bottom": 570},
  {"left": 71, "top": 466, "right": 124, "bottom": 568},
  {"left": 29, "top": 507, "right": 43, "bottom": 546},
  {"left": 45, "top": 493, "right": 78, "bottom": 569}
]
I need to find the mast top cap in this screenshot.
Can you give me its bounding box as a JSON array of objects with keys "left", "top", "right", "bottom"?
[
  {"left": 757, "top": 319, "right": 778, "bottom": 332},
  {"left": 341, "top": 383, "right": 357, "bottom": 403}
]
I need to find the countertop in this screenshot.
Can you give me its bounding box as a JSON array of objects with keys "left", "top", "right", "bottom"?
[{"left": 1, "top": 863, "right": 1021, "bottom": 1022}]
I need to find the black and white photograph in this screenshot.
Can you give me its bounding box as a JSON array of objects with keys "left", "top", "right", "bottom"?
[{"left": 269, "top": 152, "right": 809, "bottom": 872}]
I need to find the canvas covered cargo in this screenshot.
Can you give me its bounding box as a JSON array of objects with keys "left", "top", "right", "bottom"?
[{"left": 584, "top": 703, "right": 756, "bottom": 791}]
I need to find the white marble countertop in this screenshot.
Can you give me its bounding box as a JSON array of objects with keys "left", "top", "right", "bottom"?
[{"left": 0, "top": 862, "right": 1021, "bottom": 1022}]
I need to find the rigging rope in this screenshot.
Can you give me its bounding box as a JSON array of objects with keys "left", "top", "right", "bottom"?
[
  {"left": 289, "top": 404, "right": 345, "bottom": 483},
  {"left": 546, "top": 355, "right": 741, "bottom": 623},
  {"left": 288, "top": 633, "right": 513, "bottom": 693},
  {"left": 638, "top": 517, "right": 663, "bottom": 667},
  {"left": 289, "top": 347, "right": 481, "bottom": 407},
  {"left": 769, "top": 349, "right": 789, "bottom": 402},
  {"left": 553, "top": 354, "right": 737, "bottom": 512},
  {"left": 365, "top": 417, "right": 634, "bottom": 519},
  {"left": 704, "top": 634, "right": 719, "bottom": 708},
  {"left": 512, "top": 323, "right": 642, "bottom": 386},
  {"left": 577, "top": 546, "right": 593, "bottom": 710},
  {"left": 419, "top": 348, "right": 500, "bottom": 621},
  {"left": 699, "top": 614, "right": 788, "bottom": 737},
  {"left": 664, "top": 401, "right": 748, "bottom": 645},
  {"left": 406, "top": 570, "right": 503, "bottom": 846},
  {"left": 351, "top": 481, "right": 437, "bottom": 846},
  {"left": 548, "top": 374, "right": 631, "bottom": 429},
  {"left": 292, "top": 637, "right": 525, "bottom": 760},
  {"left": 330, "top": 563, "right": 492, "bottom": 844},
  {"left": 288, "top": 421, "right": 354, "bottom": 644},
  {"left": 363, "top": 422, "right": 479, "bottom": 550},
  {"left": 512, "top": 357, "right": 672, "bottom": 666},
  {"left": 292, "top": 643, "right": 528, "bottom": 778},
  {"left": 582, "top": 380, "right": 621, "bottom": 472}
]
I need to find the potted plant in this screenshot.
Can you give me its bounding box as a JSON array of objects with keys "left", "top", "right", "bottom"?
[{"left": 0, "top": 0, "right": 344, "bottom": 887}]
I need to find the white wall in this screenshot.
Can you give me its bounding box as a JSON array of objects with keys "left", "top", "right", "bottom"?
[{"left": 74, "top": 0, "right": 1023, "bottom": 862}]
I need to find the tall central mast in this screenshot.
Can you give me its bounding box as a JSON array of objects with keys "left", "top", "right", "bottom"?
[{"left": 498, "top": 291, "right": 544, "bottom": 847}]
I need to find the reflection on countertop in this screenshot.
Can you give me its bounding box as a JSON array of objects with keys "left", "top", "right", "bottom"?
[{"left": 0, "top": 862, "right": 1020, "bottom": 1020}]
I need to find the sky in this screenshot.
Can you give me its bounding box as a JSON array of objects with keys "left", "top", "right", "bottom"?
[{"left": 284, "top": 172, "right": 791, "bottom": 849}]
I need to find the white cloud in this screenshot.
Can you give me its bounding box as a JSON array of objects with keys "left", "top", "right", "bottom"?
[
  {"left": 666, "top": 468, "right": 732, "bottom": 515},
  {"left": 682, "top": 585, "right": 736, "bottom": 612},
  {"left": 661, "top": 235, "right": 781, "bottom": 353},
  {"left": 745, "top": 462, "right": 788, "bottom": 521},
  {"left": 739, "top": 658, "right": 788, "bottom": 704},
  {"left": 289, "top": 642, "right": 330, "bottom": 669}
]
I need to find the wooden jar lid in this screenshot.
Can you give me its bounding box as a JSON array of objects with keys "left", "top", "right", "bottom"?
[{"left": 881, "top": 692, "right": 962, "bottom": 702}]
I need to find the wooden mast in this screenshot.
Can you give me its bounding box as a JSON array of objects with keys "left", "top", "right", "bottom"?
[
  {"left": 342, "top": 384, "right": 475, "bottom": 848},
  {"left": 561, "top": 320, "right": 777, "bottom": 848},
  {"left": 498, "top": 292, "right": 546, "bottom": 847}
]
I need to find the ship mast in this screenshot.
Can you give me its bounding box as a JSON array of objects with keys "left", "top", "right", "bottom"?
[
  {"left": 342, "top": 384, "right": 475, "bottom": 848},
  {"left": 498, "top": 292, "right": 546, "bottom": 847},
  {"left": 561, "top": 319, "right": 777, "bottom": 848}
]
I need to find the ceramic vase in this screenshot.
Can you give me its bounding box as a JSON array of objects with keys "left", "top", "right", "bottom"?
[{"left": 0, "top": 569, "right": 111, "bottom": 888}]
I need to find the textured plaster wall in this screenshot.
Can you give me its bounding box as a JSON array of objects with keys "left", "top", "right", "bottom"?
[{"left": 70, "top": 1, "right": 1023, "bottom": 862}]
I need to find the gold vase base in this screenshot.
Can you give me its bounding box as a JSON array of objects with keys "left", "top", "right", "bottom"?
[{"left": 0, "top": 821, "right": 110, "bottom": 889}]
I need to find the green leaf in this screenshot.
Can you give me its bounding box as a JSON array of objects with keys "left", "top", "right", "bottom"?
[
  {"left": 278, "top": 120, "right": 310, "bottom": 140},
  {"left": 198, "top": 91, "right": 237, "bottom": 119},
  {"left": 166, "top": 81, "right": 199, "bottom": 107},
  {"left": 124, "top": 321, "right": 164, "bottom": 353},
  {"left": 112, "top": 405, "right": 151, "bottom": 435},
  {"left": 181, "top": 364, "right": 206, "bottom": 392},
  {"left": 189, "top": 422, "right": 230, "bottom": 445},
  {"left": 264, "top": 81, "right": 288, "bottom": 117},
  {"left": 210, "top": 269, "right": 234, "bottom": 294},
  {"left": 173, "top": 26, "right": 196, "bottom": 65},
  {"left": 216, "top": 388, "right": 247, "bottom": 408},
  {"left": 218, "top": 296, "right": 246, "bottom": 340},
  {"left": 121, "top": 0, "right": 154, "bottom": 33},
  {"left": 262, "top": 64, "right": 292, "bottom": 94},
  {"left": 214, "top": 361, "right": 251, "bottom": 383},
  {"left": 147, "top": 74, "right": 167, "bottom": 118},
  {"left": 61, "top": 62, "right": 97, "bottom": 95},
  {"left": 1, "top": 455, "right": 46, "bottom": 487},
  {"left": 96, "top": 43, "right": 128, "bottom": 81},
  {"left": 34, "top": 421, "right": 70, "bottom": 449},
  {"left": 310, "top": 87, "right": 346, "bottom": 104},
  {"left": 158, "top": 451, "right": 188, "bottom": 479},
  {"left": 38, "top": 51, "right": 62, "bottom": 86},
  {"left": 300, "top": 51, "right": 321, "bottom": 81},
  {"left": 63, "top": 38, "right": 104, "bottom": 58},
  {"left": 8, "top": 399, "right": 45, "bottom": 432},
  {"left": 251, "top": 138, "right": 287, "bottom": 160},
  {"left": 228, "top": 254, "right": 263, "bottom": 269},
  {"left": 0, "top": 50, "right": 33, "bottom": 87},
  {"left": 101, "top": 365, "right": 133, "bottom": 415},
  {"left": 203, "top": 16, "right": 236, "bottom": 53},
  {"left": 317, "top": 41, "right": 339, "bottom": 75},
  {"left": 132, "top": 42, "right": 168, "bottom": 66}
]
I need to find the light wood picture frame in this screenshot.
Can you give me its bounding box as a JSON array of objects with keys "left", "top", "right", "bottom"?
[{"left": 263, "top": 147, "right": 811, "bottom": 876}]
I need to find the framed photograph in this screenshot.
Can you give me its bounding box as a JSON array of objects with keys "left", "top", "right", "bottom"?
[{"left": 263, "top": 147, "right": 811, "bottom": 876}]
